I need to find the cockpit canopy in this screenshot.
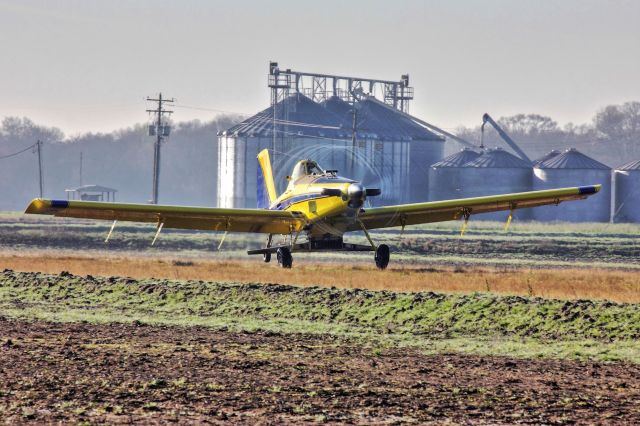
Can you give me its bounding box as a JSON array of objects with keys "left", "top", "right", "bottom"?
[{"left": 290, "top": 160, "right": 324, "bottom": 181}]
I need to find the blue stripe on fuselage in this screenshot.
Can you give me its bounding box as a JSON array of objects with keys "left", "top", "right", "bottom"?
[{"left": 270, "top": 193, "right": 331, "bottom": 210}]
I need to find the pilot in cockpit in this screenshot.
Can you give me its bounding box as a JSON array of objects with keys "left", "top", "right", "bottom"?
[{"left": 288, "top": 160, "right": 324, "bottom": 190}]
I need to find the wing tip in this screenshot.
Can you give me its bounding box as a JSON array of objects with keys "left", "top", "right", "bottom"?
[
  {"left": 25, "top": 198, "right": 68, "bottom": 214},
  {"left": 25, "top": 198, "right": 49, "bottom": 214},
  {"left": 578, "top": 185, "right": 601, "bottom": 195}
]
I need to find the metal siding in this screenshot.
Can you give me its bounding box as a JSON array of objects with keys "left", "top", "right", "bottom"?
[
  {"left": 408, "top": 140, "right": 446, "bottom": 203},
  {"left": 613, "top": 169, "right": 640, "bottom": 223},
  {"left": 532, "top": 168, "right": 611, "bottom": 222},
  {"left": 459, "top": 167, "right": 533, "bottom": 221}
]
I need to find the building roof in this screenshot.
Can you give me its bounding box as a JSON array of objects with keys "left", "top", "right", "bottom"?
[
  {"left": 221, "top": 93, "right": 444, "bottom": 142},
  {"left": 348, "top": 99, "right": 444, "bottom": 141},
  {"left": 615, "top": 159, "right": 640, "bottom": 171},
  {"left": 64, "top": 184, "right": 117, "bottom": 193},
  {"left": 222, "top": 93, "right": 348, "bottom": 139},
  {"left": 533, "top": 149, "right": 560, "bottom": 165},
  {"left": 536, "top": 148, "right": 610, "bottom": 170},
  {"left": 463, "top": 148, "right": 531, "bottom": 168},
  {"left": 431, "top": 148, "right": 481, "bottom": 168}
]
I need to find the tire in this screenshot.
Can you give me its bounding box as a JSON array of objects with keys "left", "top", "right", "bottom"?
[
  {"left": 263, "top": 252, "right": 271, "bottom": 263},
  {"left": 276, "top": 247, "right": 293, "bottom": 269},
  {"left": 374, "top": 244, "right": 390, "bottom": 270}
]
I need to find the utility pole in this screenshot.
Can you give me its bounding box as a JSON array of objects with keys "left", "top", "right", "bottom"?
[
  {"left": 35, "top": 140, "right": 44, "bottom": 198},
  {"left": 350, "top": 108, "right": 358, "bottom": 172},
  {"left": 146, "top": 93, "right": 174, "bottom": 204},
  {"left": 79, "top": 152, "right": 83, "bottom": 186}
]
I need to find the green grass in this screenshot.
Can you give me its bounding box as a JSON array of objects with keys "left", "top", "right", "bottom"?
[{"left": 1, "top": 270, "right": 639, "bottom": 363}]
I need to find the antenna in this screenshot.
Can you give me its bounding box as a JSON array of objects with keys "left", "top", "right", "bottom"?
[{"left": 146, "top": 93, "right": 175, "bottom": 204}]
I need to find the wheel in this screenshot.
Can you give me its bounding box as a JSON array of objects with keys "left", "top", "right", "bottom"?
[
  {"left": 263, "top": 252, "right": 271, "bottom": 263},
  {"left": 276, "top": 247, "right": 293, "bottom": 269},
  {"left": 374, "top": 244, "right": 390, "bottom": 270}
]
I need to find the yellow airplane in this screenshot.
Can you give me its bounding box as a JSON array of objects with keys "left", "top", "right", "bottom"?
[{"left": 26, "top": 149, "right": 601, "bottom": 269}]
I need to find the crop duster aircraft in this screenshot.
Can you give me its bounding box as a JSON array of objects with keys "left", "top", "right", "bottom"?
[{"left": 26, "top": 149, "right": 601, "bottom": 269}]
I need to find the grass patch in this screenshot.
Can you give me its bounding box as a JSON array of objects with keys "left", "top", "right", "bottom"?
[{"left": 0, "top": 270, "right": 639, "bottom": 362}]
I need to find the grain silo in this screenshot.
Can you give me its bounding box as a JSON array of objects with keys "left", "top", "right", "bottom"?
[
  {"left": 217, "top": 93, "right": 347, "bottom": 208},
  {"left": 458, "top": 148, "right": 533, "bottom": 220},
  {"left": 532, "top": 148, "right": 611, "bottom": 222},
  {"left": 613, "top": 159, "right": 640, "bottom": 223},
  {"left": 322, "top": 96, "right": 445, "bottom": 205},
  {"left": 428, "top": 148, "right": 481, "bottom": 201}
]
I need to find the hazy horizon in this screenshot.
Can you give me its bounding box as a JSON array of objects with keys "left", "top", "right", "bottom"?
[{"left": 1, "top": 0, "right": 639, "bottom": 135}]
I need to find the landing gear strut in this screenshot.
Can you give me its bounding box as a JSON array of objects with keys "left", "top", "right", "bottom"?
[
  {"left": 374, "top": 244, "right": 390, "bottom": 270},
  {"left": 276, "top": 247, "right": 293, "bottom": 269},
  {"left": 263, "top": 234, "right": 273, "bottom": 263}
]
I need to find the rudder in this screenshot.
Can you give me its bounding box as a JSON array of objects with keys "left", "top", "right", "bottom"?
[{"left": 257, "top": 149, "right": 278, "bottom": 208}]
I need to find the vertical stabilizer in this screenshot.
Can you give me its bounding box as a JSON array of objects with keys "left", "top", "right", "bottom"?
[{"left": 257, "top": 149, "right": 278, "bottom": 208}]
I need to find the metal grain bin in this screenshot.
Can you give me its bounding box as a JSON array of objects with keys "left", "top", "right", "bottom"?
[
  {"left": 428, "top": 148, "right": 481, "bottom": 202},
  {"left": 324, "top": 97, "right": 444, "bottom": 205},
  {"left": 532, "top": 148, "right": 611, "bottom": 222},
  {"left": 613, "top": 159, "right": 640, "bottom": 223},
  {"left": 458, "top": 148, "right": 533, "bottom": 221},
  {"left": 217, "top": 93, "right": 348, "bottom": 208}
]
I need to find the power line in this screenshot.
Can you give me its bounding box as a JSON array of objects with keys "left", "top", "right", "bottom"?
[{"left": 0, "top": 142, "right": 37, "bottom": 160}]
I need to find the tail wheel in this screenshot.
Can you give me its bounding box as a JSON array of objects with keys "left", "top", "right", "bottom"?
[
  {"left": 374, "top": 244, "right": 390, "bottom": 270},
  {"left": 276, "top": 247, "right": 293, "bottom": 269},
  {"left": 263, "top": 252, "right": 271, "bottom": 263}
]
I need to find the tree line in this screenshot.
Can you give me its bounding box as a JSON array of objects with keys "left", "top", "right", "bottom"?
[{"left": 0, "top": 101, "right": 638, "bottom": 211}]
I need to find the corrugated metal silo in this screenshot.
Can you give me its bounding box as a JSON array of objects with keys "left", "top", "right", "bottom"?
[
  {"left": 532, "top": 148, "right": 611, "bottom": 222},
  {"left": 217, "top": 93, "right": 348, "bottom": 208},
  {"left": 458, "top": 148, "right": 533, "bottom": 220},
  {"left": 323, "top": 97, "right": 444, "bottom": 205},
  {"left": 613, "top": 159, "right": 640, "bottom": 223},
  {"left": 428, "top": 148, "right": 481, "bottom": 201}
]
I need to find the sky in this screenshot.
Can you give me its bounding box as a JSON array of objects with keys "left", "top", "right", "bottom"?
[{"left": 0, "top": 0, "right": 639, "bottom": 135}]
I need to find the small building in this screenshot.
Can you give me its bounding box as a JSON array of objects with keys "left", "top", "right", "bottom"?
[{"left": 65, "top": 185, "right": 117, "bottom": 202}]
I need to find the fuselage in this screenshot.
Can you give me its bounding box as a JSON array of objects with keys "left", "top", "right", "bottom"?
[{"left": 267, "top": 161, "right": 366, "bottom": 237}]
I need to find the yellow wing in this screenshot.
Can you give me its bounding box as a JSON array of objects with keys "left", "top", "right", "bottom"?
[
  {"left": 354, "top": 185, "right": 601, "bottom": 231},
  {"left": 25, "top": 199, "right": 305, "bottom": 234}
]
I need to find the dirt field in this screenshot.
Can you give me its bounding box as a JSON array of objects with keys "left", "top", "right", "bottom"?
[
  {"left": 1, "top": 318, "right": 639, "bottom": 424},
  {"left": 2, "top": 251, "right": 640, "bottom": 303}
]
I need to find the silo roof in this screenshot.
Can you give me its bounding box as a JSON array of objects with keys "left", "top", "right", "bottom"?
[
  {"left": 222, "top": 93, "right": 347, "bottom": 139},
  {"left": 536, "top": 148, "right": 610, "bottom": 170},
  {"left": 352, "top": 99, "right": 444, "bottom": 141},
  {"left": 431, "top": 148, "right": 481, "bottom": 168},
  {"left": 616, "top": 159, "right": 640, "bottom": 171},
  {"left": 322, "top": 96, "right": 353, "bottom": 118},
  {"left": 323, "top": 96, "right": 444, "bottom": 142},
  {"left": 463, "top": 148, "right": 531, "bottom": 168},
  {"left": 533, "top": 149, "right": 560, "bottom": 165}
]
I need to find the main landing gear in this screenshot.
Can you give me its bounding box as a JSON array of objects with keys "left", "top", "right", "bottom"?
[
  {"left": 374, "top": 244, "right": 390, "bottom": 270},
  {"left": 276, "top": 247, "right": 293, "bottom": 269},
  {"left": 248, "top": 234, "right": 390, "bottom": 270}
]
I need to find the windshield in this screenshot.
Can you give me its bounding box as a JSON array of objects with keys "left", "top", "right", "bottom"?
[{"left": 290, "top": 160, "right": 324, "bottom": 181}]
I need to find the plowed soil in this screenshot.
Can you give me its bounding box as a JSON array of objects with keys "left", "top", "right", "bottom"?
[{"left": 1, "top": 319, "right": 638, "bottom": 424}]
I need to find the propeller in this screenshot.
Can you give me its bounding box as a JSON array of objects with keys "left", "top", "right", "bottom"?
[{"left": 320, "top": 184, "right": 381, "bottom": 209}]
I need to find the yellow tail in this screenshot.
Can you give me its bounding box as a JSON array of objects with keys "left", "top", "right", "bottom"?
[{"left": 257, "top": 149, "right": 278, "bottom": 208}]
